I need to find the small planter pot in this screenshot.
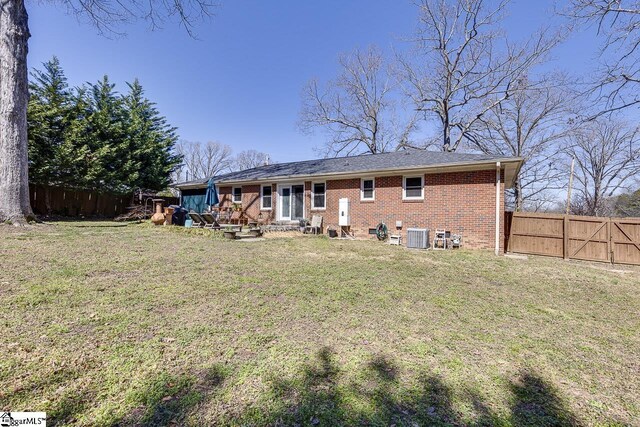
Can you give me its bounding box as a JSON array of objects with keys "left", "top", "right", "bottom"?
[
  {"left": 223, "top": 231, "right": 237, "bottom": 240},
  {"left": 328, "top": 228, "right": 338, "bottom": 238},
  {"left": 248, "top": 229, "right": 262, "bottom": 237}
]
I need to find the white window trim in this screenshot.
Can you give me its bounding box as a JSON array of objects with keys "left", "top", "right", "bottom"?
[
  {"left": 311, "top": 181, "right": 326, "bottom": 210},
  {"left": 403, "top": 175, "right": 424, "bottom": 200},
  {"left": 360, "top": 178, "right": 375, "bottom": 201},
  {"left": 260, "top": 184, "right": 272, "bottom": 210},
  {"left": 277, "top": 183, "right": 305, "bottom": 221},
  {"left": 232, "top": 186, "right": 242, "bottom": 204}
]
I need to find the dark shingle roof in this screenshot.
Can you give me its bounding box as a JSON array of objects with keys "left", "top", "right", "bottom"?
[{"left": 175, "top": 149, "right": 520, "bottom": 188}]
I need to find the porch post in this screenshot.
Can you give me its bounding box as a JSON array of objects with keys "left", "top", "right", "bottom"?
[{"left": 495, "top": 162, "right": 501, "bottom": 255}]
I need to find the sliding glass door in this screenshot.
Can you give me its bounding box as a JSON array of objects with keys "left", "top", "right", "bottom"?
[
  {"left": 292, "top": 185, "right": 304, "bottom": 220},
  {"left": 279, "top": 184, "right": 304, "bottom": 221}
]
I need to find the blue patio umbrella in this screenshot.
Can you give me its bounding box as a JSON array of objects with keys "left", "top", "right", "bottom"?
[{"left": 205, "top": 177, "right": 219, "bottom": 207}]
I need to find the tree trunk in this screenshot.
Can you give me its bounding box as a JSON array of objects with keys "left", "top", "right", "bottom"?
[
  {"left": 514, "top": 179, "right": 523, "bottom": 212},
  {"left": 0, "top": 0, "right": 33, "bottom": 224},
  {"left": 442, "top": 106, "right": 451, "bottom": 152},
  {"left": 592, "top": 179, "right": 601, "bottom": 217}
]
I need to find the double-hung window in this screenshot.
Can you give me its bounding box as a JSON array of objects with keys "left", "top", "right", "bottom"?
[
  {"left": 261, "top": 185, "right": 272, "bottom": 209},
  {"left": 232, "top": 187, "right": 242, "bottom": 203},
  {"left": 361, "top": 178, "right": 375, "bottom": 201},
  {"left": 312, "top": 182, "right": 326, "bottom": 209},
  {"left": 403, "top": 176, "right": 424, "bottom": 200}
]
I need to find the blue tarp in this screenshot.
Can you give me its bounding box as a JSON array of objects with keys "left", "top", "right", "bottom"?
[{"left": 180, "top": 188, "right": 207, "bottom": 213}]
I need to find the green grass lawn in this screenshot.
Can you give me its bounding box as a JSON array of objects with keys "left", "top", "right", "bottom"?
[{"left": 1, "top": 222, "right": 639, "bottom": 426}]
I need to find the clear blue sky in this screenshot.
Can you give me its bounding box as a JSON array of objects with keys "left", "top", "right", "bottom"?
[{"left": 28, "top": 0, "right": 599, "bottom": 163}]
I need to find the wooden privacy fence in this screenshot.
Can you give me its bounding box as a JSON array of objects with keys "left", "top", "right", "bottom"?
[
  {"left": 507, "top": 212, "right": 640, "bottom": 265},
  {"left": 29, "top": 185, "right": 181, "bottom": 217},
  {"left": 30, "top": 184, "right": 130, "bottom": 217}
]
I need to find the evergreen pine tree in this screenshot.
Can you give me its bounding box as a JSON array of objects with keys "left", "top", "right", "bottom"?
[
  {"left": 63, "top": 86, "right": 95, "bottom": 188},
  {"left": 27, "top": 59, "right": 181, "bottom": 196},
  {"left": 83, "top": 76, "right": 129, "bottom": 193},
  {"left": 123, "top": 79, "right": 181, "bottom": 191},
  {"left": 27, "top": 56, "right": 73, "bottom": 186}
]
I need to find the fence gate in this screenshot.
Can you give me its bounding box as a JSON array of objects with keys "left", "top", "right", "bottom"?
[
  {"left": 566, "top": 216, "right": 610, "bottom": 263},
  {"left": 610, "top": 218, "right": 640, "bottom": 265},
  {"left": 507, "top": 212, "right": 640, "bottom": 266}
]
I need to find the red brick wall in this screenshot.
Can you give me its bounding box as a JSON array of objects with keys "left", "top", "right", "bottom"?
[
  {"left": 218, "top": 184, "right": 276, "bottom": 223},
  {"left": 217, "top": 169, "right": 505, "bottom": 251}
]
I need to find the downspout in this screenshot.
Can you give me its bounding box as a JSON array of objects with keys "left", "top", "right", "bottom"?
[{"left": 495, "top": 162, "right": 501, "bottom": 256}]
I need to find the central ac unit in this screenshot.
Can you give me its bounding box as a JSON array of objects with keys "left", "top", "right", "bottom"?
[{"left": 407, "top": 228, "right": 429, "bottom": 249}]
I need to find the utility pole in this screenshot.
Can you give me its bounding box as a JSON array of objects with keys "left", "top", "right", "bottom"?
[{"left": 566, "top": 156, "right": 575, "bottom": 215}]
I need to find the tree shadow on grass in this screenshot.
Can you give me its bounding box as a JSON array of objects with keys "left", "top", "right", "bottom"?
[
  {"left": 62, "top": 347, "right": 585, "bottom": 426},
  {"left": 4, "top": 366, "right": 94, "bottom": 427},
  {"left": 109, "top": 364, "right": 226, "bottom": 427},
  {"left": 237, "top": 347, "right": 582, "bottom": 426},
  {"left": 265, "top": 346, "right": 348, "bottom": 425},
  {"left": 47, "top": 385, "right": 96, "bottom": 426},
  {"left": 509, "top": 371, "right": 581, "bottom": 426},
  {"left": 246, "top": 348, "right": 461, "bottom": 426}
]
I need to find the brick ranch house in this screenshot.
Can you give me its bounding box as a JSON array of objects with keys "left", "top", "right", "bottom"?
[{"left": 175, "top": 150, "right": 523, "bottom": 253}]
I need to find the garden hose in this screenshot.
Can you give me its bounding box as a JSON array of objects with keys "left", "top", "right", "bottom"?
[{"left": 375, "top": 222, "right": 388, "bottom": 241}]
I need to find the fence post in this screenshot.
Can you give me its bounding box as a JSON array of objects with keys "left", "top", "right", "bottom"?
[
  {"left": 607, "top": 219, "right": 613, "bottom": 264},
  {"left": 563, "top": 215, "right": 569, "bottom": 260}
]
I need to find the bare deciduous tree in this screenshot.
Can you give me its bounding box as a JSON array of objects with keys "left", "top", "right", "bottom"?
[
  {"left": 475, "top": 75, "right": 577, "bottom": 211},
  {"left": 399, "top": 0, "right": 560, "bottom": 152},
  {"left": 565, "top": 0, "right": 640, "bottom": 116},
  {"left": 299, "top": 46, "right": 418, "bottom": 157},
  {"left": 232, "top": 150, "right": 271, "bottom": 171},
  {"left": 174, "top": 140, "right": 233, "bottom": 181},
  {"left": 0, "top": 0, "right": 215, "bottom": 224},
  {"left": 568, "top": 119, "right": 640, "bottom": 216}
]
